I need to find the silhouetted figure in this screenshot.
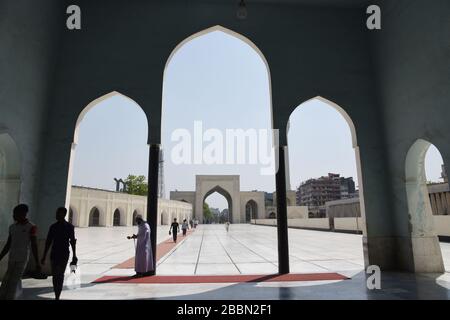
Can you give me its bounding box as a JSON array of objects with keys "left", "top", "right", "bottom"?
[
  {"left": 127, "top": 215, "right": 153, "bottom": 277},
  {"left": 41, "top": 207, "right": 77, "bottom": 300},
  {"left": 169, "top": 218, "right": 180, "bottom": 243},
  {"left": 182, "top": 219, "right": 189, "bottom": 237},
  {"left": 0, "top": 204, "right": 41, "bottom": 300},
  {"left": 225, "top": 221, "right": 230, "bottom": 233},
  {"left": 189, "top": 219, "right": 193, "bottom": 229}
]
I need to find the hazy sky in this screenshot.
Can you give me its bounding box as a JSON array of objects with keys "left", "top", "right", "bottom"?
[{"left": 72, "top": 31, "right": 445, "bottom": 211}]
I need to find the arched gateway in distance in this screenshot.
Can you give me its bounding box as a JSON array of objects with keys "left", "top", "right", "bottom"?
[{"left": 170, "top": 175, "right": 301, "bottom": 223}]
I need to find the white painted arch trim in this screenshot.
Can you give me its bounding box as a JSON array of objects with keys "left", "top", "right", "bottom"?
[
  {"left": 162, "top": 25, "right": 274, "bottom": 132},
  {"left": 287, "top": 96, "right": 358, "bottom": 149},
  {"left": 65, "top": 91, "right": 149, "bottom": 209},
  {"left": 286, "top": 96, "right": 366, "bottom": 234},
  {"left": 72, "top": 91, "right": 148, "bottom": 146}
]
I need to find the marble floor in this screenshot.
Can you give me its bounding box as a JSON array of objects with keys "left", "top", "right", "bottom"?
[
  {"left": 11, "top": 224, "right": 450, "bottom": 300},
  {"left": 156, "top": 224, "right": 365, "bottom": 276}
]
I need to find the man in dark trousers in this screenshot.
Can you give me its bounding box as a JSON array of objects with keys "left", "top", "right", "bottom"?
[
  {"left": 41, "top": 207, "right": 77, "bottom": 300},
  {"left": 169, "top": 218, "right": 180, "bottom": 243}
]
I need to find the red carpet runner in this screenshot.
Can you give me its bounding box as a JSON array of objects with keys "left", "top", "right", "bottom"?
[
  {"left": 94, "top": 229, "right": 350, "bottom": 284},
  {"left": 93, "top": 273, "right": 349, "bottom": 284}
]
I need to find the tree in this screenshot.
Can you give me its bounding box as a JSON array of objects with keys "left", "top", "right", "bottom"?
[
  {"left": 124, "top": 175, "right": 148, "bottom": 196},
  {"left": 203, "top": 203, "right": 213, "bottom": 222}
]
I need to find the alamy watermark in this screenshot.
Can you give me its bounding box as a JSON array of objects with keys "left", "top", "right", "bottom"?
[
  {"left": 66, "top": 5, "right": 81, "bottom": 30},
  {"left": 366, "top": 265, "right": 381, "bottom": 290},
  {"left": 366, "top": 5, "right": 382, "bottom": 30},
  {"left": 66, "top": 4, "right": 381, "bottom": 31},
  {"left": 170, "top": 121, "right": 278, "bottom": 175}
]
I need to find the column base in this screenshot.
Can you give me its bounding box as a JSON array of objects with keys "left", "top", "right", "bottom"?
[
  {"left": 363, "top": 235, "right": 445, "bottom": 273},
  {"left": 411, "top": 235, "right": 445, "bottom": 273}
]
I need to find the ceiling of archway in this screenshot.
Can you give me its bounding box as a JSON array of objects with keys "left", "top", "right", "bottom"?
[{"left": 204, "top": 0, "right": 372, "bottom": 9}]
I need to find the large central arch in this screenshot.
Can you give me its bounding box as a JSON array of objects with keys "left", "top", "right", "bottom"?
[
  {"left": 203, "top": 185, "right": 233, "bottom": 223},
  {"left": 162, "top": 25, "right": 273, "bottom": 132},
  {"left": 195, "top": 175, "right": 241, "bottom": 223}
]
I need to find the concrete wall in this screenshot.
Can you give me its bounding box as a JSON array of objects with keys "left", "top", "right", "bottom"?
[
  {"left": 326, "top": 198, "right": 361, "bottom": 218},
  {"left": 170, "top": 191, "right": 196, "bottom": 206},
  {"left": 334, "top": 217, "right": 365, "bottom": 233},
  {"left": 253, "top": 218, "right": 330, "bottom": 230},
  {"left": 254, "top": 217, "right": 450, "bottom": 238},
  {"left": 240, "top": 191, "right": 266, "bottom": 221},
  {"left": 287, "top": 206, "right": 308, "bottom": 219},
  {"left": 273, "top": 190, "right": 297, "bottom": 207},
  {"left": 158, "top": 198, "right": 193, "bottom": 226},
  {"left": 0, "top": 0, "right": 65, "bottom": 279},
  {"left": 70, "top": 186, "right": 192, "bottom": 227},
  {"left": 433, "top": 216, "right": 450, "bottom": 238},
  {"left": 371, "top": 0, "right": 450, "bottom": 272},
  {"left": 0, "top": 0, "right": 64, "bottom": 236}
]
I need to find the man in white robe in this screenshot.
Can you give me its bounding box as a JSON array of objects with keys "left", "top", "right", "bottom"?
[{"left": 127, "top": 215, "right": 154, "bottom": 277}]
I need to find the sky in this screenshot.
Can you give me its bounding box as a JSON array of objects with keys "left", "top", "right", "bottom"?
[{"left": 72, "top": 31, "right": 445, "bottom": 211}]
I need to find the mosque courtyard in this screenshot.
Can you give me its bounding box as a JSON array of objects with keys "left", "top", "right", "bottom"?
[{"left": 14, "top": 224, "right": 450, "bottom": 300}]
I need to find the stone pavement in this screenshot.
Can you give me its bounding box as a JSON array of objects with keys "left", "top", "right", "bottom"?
[
  {"left": 12, "top": 224, "right": 450, "bottom": 300},
  {"left": 156, "top": 224, "right": 365, "bottom": 277}
]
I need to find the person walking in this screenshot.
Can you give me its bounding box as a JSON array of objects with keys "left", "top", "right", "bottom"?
[
  {"left": 189, "top": 219, "right": 193, "bottom": 229},
  {"left": 169, "top": 218, "right": 180, "bottom": 243},
  {"left": 127, "top": 215, "right": 154, "bottom": 277},
  {"left": 225, "top": 221, "right": 230, "bottom": 233},
  {"left": 0, "top": 204, "right": 41, "bottom": 300},
  {"left": 181, "top": 219, "right": 189, "bottom": 237},
  {"left": 41, "top": 207, "right": 78, "bottom": 300}
]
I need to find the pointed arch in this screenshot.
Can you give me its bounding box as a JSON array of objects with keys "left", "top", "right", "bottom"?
[
  {"left": 287, "top": 96, "right": 357, "bottom": 148},
  {"left": 65, "top": 91, "right": 149, "bottom": 209},
  {"left": 405, "top": 139, "right": 445, "bottom": 272},
  {"left": 286, "top": 96, "right": 366, "bottom": 233},
  {"left": 245, "top": 199, "right": 258, "bottom": 222},
  {"left": 89, "top": 207, "right": 102, "bottom": 227},
  {"left": 162, "top": 25, "right": 274, "bottom": 131},
  {"left": 113, "top": 208, "right": 126, "bottom": 226},
  {"left": 73, "top": 91, "right": 149, "bottom": 146},
  {"left": 203, "top": 185, "right": 233, "bottom": 223}
]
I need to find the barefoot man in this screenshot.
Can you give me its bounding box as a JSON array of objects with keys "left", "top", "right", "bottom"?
[{"left": 127, "top": 215, "right": 153, "bottom": 277}]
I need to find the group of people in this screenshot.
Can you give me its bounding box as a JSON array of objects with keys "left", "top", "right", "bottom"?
[
  {"left": 0, "top": 204, "right": 77, "bottom": 300},
  {"left": 189, "top": 219, "right": 199, "bottom": 229},
  {"left": 0, "top": 204, "right": 198, "bottom": 300},
  {"left": 169, "top": 218, "right": 192, "bottom": 243}
]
